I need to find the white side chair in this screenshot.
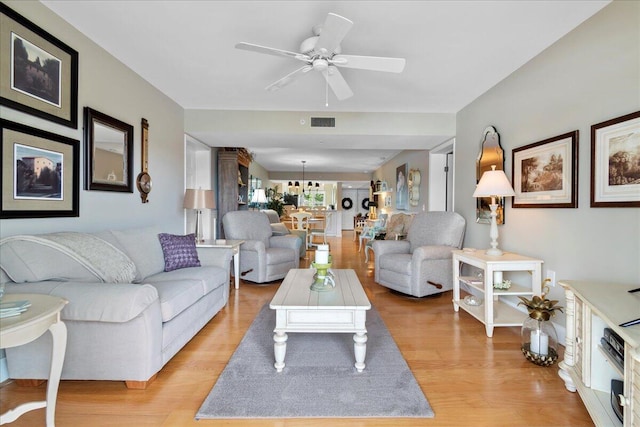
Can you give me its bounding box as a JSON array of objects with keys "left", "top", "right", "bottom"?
[
  {"left": 290, "top": 211, "right": 312, "bottom": 249},
  {"left": 308, "top": 211, "right": 332, "bottom": 248}
]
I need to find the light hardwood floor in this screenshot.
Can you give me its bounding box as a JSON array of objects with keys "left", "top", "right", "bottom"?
[{"left": 0, "top": 232, "right": 593, "bottom": 426}]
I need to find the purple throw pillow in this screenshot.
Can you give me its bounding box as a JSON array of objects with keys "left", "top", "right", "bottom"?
[{"left": 158, "top": 233, "right": 201, "bottom": 272}]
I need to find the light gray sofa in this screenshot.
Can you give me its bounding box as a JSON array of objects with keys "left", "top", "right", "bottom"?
[
  {"left": 222, "top": 211, "right": 301, "bottom": 283},
  {"left": 372, "top": 212, "right": 466, "bottom": 297},
  {"left": 0, "top": 226, "right": 232, "bottom": 389}
]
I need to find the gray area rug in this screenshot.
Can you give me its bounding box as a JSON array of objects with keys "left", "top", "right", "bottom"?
[{"left": 196, "top": 303, "right": 434, "bottom": 419}]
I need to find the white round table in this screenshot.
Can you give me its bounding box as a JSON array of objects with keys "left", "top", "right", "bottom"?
[{"left": 0, "top": 294, "right": 68, "bottom": 427}]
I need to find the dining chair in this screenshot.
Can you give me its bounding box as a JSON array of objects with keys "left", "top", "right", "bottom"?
[
  {"left": 290, "top": 211, "right": 312, "bottom": 249},
  {"left": 308, "top": 211, "right": 332, "bottom": 248}
]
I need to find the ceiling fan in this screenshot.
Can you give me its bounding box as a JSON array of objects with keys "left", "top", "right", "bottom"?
[{"left": 235, "top": 13, "right": 406, "bottom": 101}]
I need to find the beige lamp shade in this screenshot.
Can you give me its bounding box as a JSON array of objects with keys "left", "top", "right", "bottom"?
[
  {"left": 250, "top": 188, "right": 267, "bottom": 204},
  {"left": 183, "top": 189, "right": 216, "bottom": 209},
  {"left": 473, "top": 165, "right": 515, "bottom": 198}
]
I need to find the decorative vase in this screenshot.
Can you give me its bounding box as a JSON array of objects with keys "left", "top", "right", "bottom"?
[{"left": 518, "top": 279, "right": 563, "bottom": 367}]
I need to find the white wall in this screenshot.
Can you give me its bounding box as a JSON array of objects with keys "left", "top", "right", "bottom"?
[
  {"left": 454, "top": 1, "right": 640, "bottom": 330},
  {"left": 0, "top": 1, "right": 185, "bottom": 238},
  {"left": 374, "top": 149, "right": 430, "bottom": 215}
]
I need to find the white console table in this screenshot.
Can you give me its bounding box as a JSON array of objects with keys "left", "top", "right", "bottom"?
[
  {"left": 558, "top": 280, "right": 640, "bottom": 427},
  {"left": 0, "top": 294, "right": 68, "bottom": 427}
]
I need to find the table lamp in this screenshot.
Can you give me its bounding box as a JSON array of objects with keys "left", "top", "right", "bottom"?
[
  {"left": 183, "top": 188, "right": 215, "bottom": 242},
  {"left": 472, "top": 165, "right": 515, "bottom": 256},
  {"left": 250, "top": 188, "right": 267, "bottom": 209}
]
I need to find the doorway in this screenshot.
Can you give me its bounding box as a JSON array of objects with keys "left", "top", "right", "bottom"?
[{"left": 428, "top": 138, "right": 455, "bottom": 212}]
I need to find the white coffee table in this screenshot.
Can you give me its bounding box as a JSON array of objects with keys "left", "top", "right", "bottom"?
[{"left": 269, "top": 268, "right": 371, "bottom": 372}]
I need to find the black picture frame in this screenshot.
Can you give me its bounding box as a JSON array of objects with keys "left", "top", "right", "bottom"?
[
  {"left": 84, "top": 107, "right": 134, "bottom": 192},
  {"left": 512, "top": 131, "right": 579, "bottom": 208},
  {"left": 0, "top": 3, "right": 79, "bottom": 128},
  {"left": 1, "top": 119, "right": 79, "bottom": 218},
  {"left": 590, "top": 110, "right": 640, "bottom": 207}
]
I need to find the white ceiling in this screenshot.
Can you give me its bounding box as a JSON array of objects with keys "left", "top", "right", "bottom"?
[{"left": 41, "top": 0, "right": 609, "bottom": 174}]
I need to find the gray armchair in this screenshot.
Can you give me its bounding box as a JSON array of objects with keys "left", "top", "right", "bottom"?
[
  {"left": 371, "top": 212, "right": 466, "bottom": 297},
  {"left": 222, "top": 211, "right": 301, "bottom": 283}
]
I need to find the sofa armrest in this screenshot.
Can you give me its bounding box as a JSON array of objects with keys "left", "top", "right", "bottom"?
[
  {"left": 4, "top": 281, "right": 158, "bottom": 323},
  {"left": 196, "top": 247, "right": 233, "bottom": 271}
]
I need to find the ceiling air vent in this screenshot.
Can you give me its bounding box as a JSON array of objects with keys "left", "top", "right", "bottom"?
[{"left": 310, "top": 117, "right": 335, "bottom": 128}]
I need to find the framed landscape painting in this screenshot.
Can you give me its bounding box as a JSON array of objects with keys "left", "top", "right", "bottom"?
[
  {"left": 512, "top": 131, "right": 578, "bottom": 208},
  {"left": 1, "top": 119, "right": 79, "bottom": 218},
  {"left": 590, "top": 111, "right": 640, "bottom": 207},
  {"left": 0, "top": 3, "right": 79, "bottom": 128}
]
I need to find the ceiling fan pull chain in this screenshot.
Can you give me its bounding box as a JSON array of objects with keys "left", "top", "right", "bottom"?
[{"left": 325, "top": 77, "right": 329, "bottom": 107}]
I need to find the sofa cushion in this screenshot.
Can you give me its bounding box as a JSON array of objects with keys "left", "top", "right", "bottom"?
[
  {"left": 158, "top": 233, "right": 201, "bottom": 271},
  {"left": 3, "top": 281, "right": 158, "bottom": 323},
  {"left": 1, "top": 239, "right": 97, "bottom": 283},
  {"left": 144, "top": 279, "right": 204, "bottom": 322},
  {"left": 110, "top": 227, "right": 165, "bottom": 282},
  {"left": 145, "top": 265, "right": 227, "bottom": 295}
]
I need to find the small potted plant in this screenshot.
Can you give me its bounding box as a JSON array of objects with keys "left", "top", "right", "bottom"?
[{"left": 519, "top": 279, "right": 563, "bottom": 366}]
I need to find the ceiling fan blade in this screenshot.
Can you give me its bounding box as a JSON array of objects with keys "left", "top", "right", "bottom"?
[
  {"left": 331, "top": 54, "right": 406, "bottom": 73},
  {"left": 235, "top": 42, "right": 310, "bottom": 61},
  {"left": 265, "top": 65, "right": 313, "bottom": 91},
  {"left": 322, "top": 66, "right": 353, "bottom": 100},
  {"left": 314, "top": 13, "right": 353, "bottom": 57}
]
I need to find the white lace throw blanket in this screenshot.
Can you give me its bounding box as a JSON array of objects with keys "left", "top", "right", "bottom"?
[{"left": 3, "top": 232, "right": 137, "bottom": 283}]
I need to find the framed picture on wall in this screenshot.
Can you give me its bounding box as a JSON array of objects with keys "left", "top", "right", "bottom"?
[
  {"left": 512, "top": 130, "right": 578, "bottom": 208},
  {"left": 590, "top": 110, "right": 640, "bottom": 207},
  {"left": 1, "top": 119, "right": 79, "bottom": 218},
  {"left": 0, "top": 3, "right": 79, "bottom": 128},
  {"left": 396, "top": 163, "right": 408, "bottom": 210}
]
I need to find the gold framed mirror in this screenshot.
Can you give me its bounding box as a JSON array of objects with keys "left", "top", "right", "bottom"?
[
  {"left": 476, "top": 126, "right": 505, "bottom": 224},
  {"left": 84, "top": 107, "right": 133, "bottom": 192}
]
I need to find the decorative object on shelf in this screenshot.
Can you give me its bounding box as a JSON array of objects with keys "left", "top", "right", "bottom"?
[
  {"left": 1, "top": 119, "right": 79, "bottom": 219},
  {"left": 472, "top": 165, "right": 515, "bottom": 256},
  {"left": 183, "top": 188, "right": 215, "bottom": 243},
  {"left": 493, "top": 279, "right": 512, "bottom": 290},
  {"left": 408, "top": 169, "right": 421, "bottom": 207},
  {"left": 0, "top": 3, "right": 79, "bottom": 128},
  {"left": 476, "top": 126, "right": 505, "bottom": 225},
  {"left": 519, "top": 280, "right": 563, "bottom": 367},
  {"left": 84, "top": 107, "right": 133, "bottom": 192},
  {"left": 341, "top": 197, "right": 353, "bottom": 210},
  {"left": 396, "top": 163, "right": 408, "bottom": 210},
  {"left": 310, "top": 244, "right": 335, "bottom": 291},
  {"left": 590, "top": 110, "right": 640, "bottom": 207},
  {"left": 463, "top": 294, "right": 483, "bottom": 306},
  {"left": 135, "top": 118, "right": 152, "bottom": 203},
  {"left": 512, "top": 130, "right": 579, "bottom": 208}
]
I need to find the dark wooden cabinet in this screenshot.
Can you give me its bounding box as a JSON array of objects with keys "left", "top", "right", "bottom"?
[{"left": 217, "top": 148, "right": 250, "bottom": 238}]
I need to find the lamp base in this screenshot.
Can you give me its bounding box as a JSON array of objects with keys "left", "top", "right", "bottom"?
[{"left": 485, "top": 248, "right": 504, "bottom": 256}]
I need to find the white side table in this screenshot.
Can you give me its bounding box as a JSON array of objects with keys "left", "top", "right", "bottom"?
[
  {"left": 198, "top": 239, "right": 244, "bottom": 289},
  {"left": 0, "top": 294, "right": 68, "bottom": 427}
]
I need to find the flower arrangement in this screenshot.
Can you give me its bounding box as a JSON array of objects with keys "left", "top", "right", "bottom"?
[{"left": 493, "top": 279, "right": 512, "bottom": 290}]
